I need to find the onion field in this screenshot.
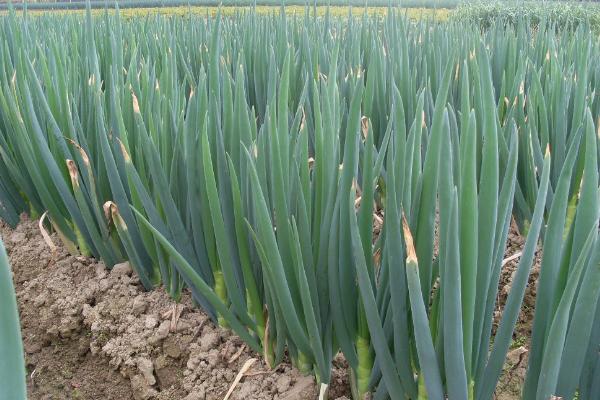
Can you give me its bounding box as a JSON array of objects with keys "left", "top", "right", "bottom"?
[{"left": 0, "top": 4, "right": 599, "bottom": 400}]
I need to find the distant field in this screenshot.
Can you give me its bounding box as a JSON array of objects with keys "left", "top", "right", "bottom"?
[
  {"left": 0, "top": 0, "right": 456, "bottom": 20},
  {"left": 1, "top": 5, "right": 448, "bottom": 19},
  {"left": 0, "top": 0, "right": 461, "bottom": 9}
]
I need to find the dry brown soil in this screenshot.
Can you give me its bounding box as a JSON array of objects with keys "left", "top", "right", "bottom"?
[{"left": 494, "top": 221, "right": 542, "bottom": 400}]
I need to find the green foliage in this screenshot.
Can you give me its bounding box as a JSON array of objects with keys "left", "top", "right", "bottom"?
[
  {"left": 452, "top": 1, "right": 600, "bottom": 33},
  {"left": 0, "top": 7, "right": 598, "bottom": 399}
]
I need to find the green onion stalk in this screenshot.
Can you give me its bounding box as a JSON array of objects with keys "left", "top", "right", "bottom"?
[{"left": 0, "top": 238, "right": 27, "bottom": 400}]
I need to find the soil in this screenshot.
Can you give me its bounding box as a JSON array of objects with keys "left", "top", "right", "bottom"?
[
  {"left": 1, "top": 216, "right": 350, "bottom": 400},
  {"left": 1, "top": 215, "right": 539, "bottom": 400},
  {"left": 494, "top": 220, "right": 543, "bottom": 400}
]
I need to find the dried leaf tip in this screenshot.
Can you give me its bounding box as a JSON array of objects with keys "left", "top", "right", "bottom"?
[
  {"left": 300, "top": 107, "right": 306, "bottom": 132},
  {"left": 71, "top": 141, "right": 90, "bottom": 166},
  {"left": 103, "top": 201, "right": 117, "bottom": 222},
  {"left": 519, "top": 81, "right": 525, "bottom": 95},
  {"left": 117, "top": 138, "right": 131, "bottom": 163},
  {"left": 39, "top": 211, "right": 58, "bottom": 258},
  {"left": 545, "top": 143, "right": 550, "bottom": 157},
  {"left": 67, "top": 139, "right": 91, "bottom": 166},
  {"left": 401, "top": 213, "right": 417, "bottom": 264},
  {"left": 361, "top": 116, "right": 369, "bottom": 139},
  {"left": 103, "top": 201, "right": 127, "bottom": 231},
  {"left": 132, "top": 91, "right": 140, "bottom": 114},
  {"left": 66, "top": 159, "right": 79, "bottom": 187}
]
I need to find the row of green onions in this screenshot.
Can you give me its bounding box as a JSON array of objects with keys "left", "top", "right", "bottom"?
[{"left": 0, "top": 7, "right": 599, "bottom": 399}]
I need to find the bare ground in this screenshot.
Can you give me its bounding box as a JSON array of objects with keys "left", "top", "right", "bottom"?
[{"left": 494, "top": 221, "right": 542, "bottom": 400}]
